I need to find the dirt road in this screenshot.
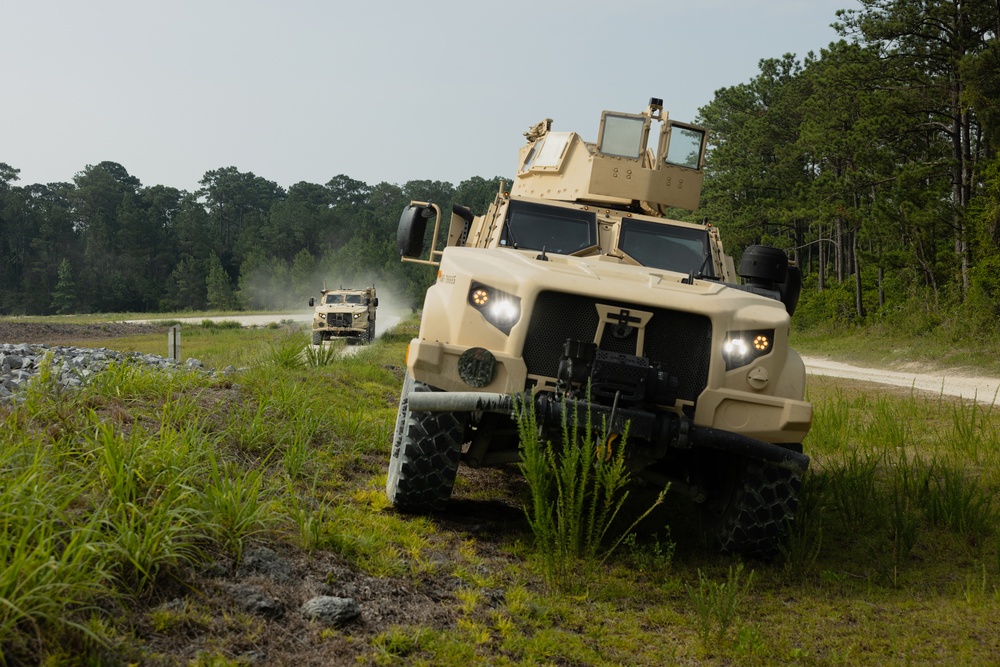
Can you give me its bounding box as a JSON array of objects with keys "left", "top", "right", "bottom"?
[
  {"left": 802, "top": 355, "right": 1000, "bottom": 405},
  {"left": 126, "top": 311, "right": 408, "bottom": 342}
]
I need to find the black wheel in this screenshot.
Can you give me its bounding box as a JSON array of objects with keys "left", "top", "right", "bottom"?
[
  {"left": 311, "top": 331, "right": 323, "bottom": 346},
  {"left": 367, "top": 322, "right": 375, "bottom": 344},
  {"left": 702, "top": 458, "right": 801, "bottom": 559},
  {"left": 386, "top": 374, "right": 468, "bottom": 512}
]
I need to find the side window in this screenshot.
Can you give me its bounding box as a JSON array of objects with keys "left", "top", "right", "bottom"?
[
  {"left": 500, "top": 201, "right": 596, "bottom": 255},
  {"left": 618, "top": 219, "right": 713, "bottom": 276}
]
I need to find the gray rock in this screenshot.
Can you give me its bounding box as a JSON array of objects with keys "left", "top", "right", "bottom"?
[
  {"left": 231, "top": 584, "right": 285, "bottom": 620},
  {"left": 300, "top": 596, "right": 360, "bottom": 626},
  {"left": 0, "top": 342, "right": 221, "bottom": 403},
  {"left": 237, "top": 546, "right": 292, "bottom": 582}
]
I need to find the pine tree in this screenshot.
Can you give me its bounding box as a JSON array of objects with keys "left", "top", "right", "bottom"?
[
  {"left": 206, "top": 253, "right": 237, "bottom": 311},
  {"left": 50, "top": 258, "right": 78, "bottom": 315}
]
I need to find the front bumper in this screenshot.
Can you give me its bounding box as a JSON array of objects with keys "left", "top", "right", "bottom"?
[
  {"left": 407, "top": 337, "right": 811, "bottom": 446},
  {"left": 406, "top": 389, "right": 810, "bottom": 474}
]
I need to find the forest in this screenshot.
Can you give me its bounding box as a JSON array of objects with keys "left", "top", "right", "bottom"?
[{"left": 1, "top": 1, "right": 998, "bottom": 339}]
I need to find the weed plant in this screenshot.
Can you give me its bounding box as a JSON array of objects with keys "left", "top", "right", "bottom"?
[
  {"left": 685, "top": 563, "right": 755, "bottom": 650},
  {"left": 516, "top": 395, "right": 666, "bottom": 592}
]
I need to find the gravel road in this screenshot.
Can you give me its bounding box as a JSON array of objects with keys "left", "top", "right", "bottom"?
[{"left": 802, "top": 355, "right": 1000, "bottom": 405}]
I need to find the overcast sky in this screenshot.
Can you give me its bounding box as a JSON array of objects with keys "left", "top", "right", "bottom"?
[{"left": 3, "top": 0, "right": 860, "bottom": 194}]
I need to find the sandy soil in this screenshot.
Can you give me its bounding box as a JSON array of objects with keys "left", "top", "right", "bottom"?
[
  {"left": 801, "top": 355, "right": 1000, "bottom": 404},
  {"left": 0, "top": 321, "right": 167, "bottom": 346}
]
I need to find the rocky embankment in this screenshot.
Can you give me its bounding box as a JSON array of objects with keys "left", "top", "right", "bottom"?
[{"left": 0, "top": 342, "right": 211, "bottom": 402}]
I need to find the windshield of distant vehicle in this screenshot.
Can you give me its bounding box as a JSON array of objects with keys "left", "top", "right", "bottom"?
[
  {"left": 499, "top": 201, "right": 596, "bottom": 255},
  {"left": 618, "top": 218, "right": 714, "bottom": 277},
  {"left": 345, "top": 294, "right": 362, "bottom": 304},
  {"left": 324, "top": 294, "right": 343, "bottom": 304}
]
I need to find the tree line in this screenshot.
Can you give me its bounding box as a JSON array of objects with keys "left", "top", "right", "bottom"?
[
  {"left": 0, "top": 161, "right": 504, "bottom": 315},
  {"left": 2, "top": 0, "right": 997, "bottom": 336},
  {"left": 695, "top": 0, "right": 1000, "bottom": 334}
]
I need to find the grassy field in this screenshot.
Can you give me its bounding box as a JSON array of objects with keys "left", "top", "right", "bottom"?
[
  {"left": 0, "top": 316, "right": 998, "bottom": 664},
  {"left": 793, "top": 323, "right": 1000, "bottom": 376}
]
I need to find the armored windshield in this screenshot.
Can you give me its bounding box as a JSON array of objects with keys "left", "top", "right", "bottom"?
[
  {"left": 345, "top": 294, "right": 362, "bottom": 304},
  {"left": 499, "top": 201, "right": 596, "bottom": 255},
  {"left": 664, "top": 124, "right": 705, "bottom": 169},
  {"left": 618, "top": 219, "right": 714, "bottom": 277},
  {"left": 324, "top": 294, "right": 343, "bottom": 304}
]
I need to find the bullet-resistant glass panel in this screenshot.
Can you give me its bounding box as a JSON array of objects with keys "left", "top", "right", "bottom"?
[
  {"left": 500, "top": 200, "right": 596, "bottom": 255},
  {"left": 532, "top": 132, "right": 571, "bottom": 169},
  {"left": 618, "top": 219, "right": 714, "bottom": 277},
  {"left": 664, "top": 124, "right": 705, "bottom": 169},
  {"left": 520, "top": 140, "right": 541, "bottom": 173},
  {"left": 599, "top": 113, "right": 645, "bottom": 159}
]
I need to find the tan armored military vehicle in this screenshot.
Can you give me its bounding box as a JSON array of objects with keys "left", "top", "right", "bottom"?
[
  {"left": 387, "top": 98, "right": 811, "bottom": 557},
  {"left": 308, "top": 286, "right": 378, "bottom": 345}
]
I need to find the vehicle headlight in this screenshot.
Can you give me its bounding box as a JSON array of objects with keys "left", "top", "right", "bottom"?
[
  {"left": 722, "top": 330, "right": 774, "bottom": 370},
  {"left": 354, "top": 313, "right": 362, "bottom": 320},
  {"left": 319, "top": 313, "right": 326, "bottom": 320},
  {"left": 468, "top": 282, "right": 521, "bottom": 334}
]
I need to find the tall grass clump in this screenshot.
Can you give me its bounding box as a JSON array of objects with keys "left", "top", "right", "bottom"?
[
  {"left": 303, "top": 341, "right": 341, "bottom": 367},
  {"left": 685, "top": 563, "right": 755, "bottom": 651},
  {"left": 200, "top": 455, "right": 275, "bottom": 560},
  {"left": 515, "top": 395, "right": 666, "bottom": 592},
  {"left": 264, "top": 333, "right": 310, "bottom": 369},
  {"left": 0, "top": 464, "right": 110, "bottom": 658}
]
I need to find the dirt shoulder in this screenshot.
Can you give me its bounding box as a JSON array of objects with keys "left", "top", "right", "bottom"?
[{"left": 0, "top": 321, "right": 166, "bottom": 346}]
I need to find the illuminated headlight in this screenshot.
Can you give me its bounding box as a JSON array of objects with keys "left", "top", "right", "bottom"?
[
  {"left": 353, "top": 312, "right": 362, "bottom": 320},
  {"left": 468, "top": 281, "right": 521, "bottom": 334},
  {"left": 722, "top": 330, "right": 774, "bottom": 370},
  {"left": 319, "top": 313, "right": 326, "bottom": 320}
]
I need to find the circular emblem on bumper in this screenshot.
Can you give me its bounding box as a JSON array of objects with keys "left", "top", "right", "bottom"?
[{"left": 458, "top": 347, "right": 497, "bottom": 388}]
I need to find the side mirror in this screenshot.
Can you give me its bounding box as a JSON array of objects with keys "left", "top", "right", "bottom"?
[
  {"left": 738, "top": 245, "right": 788, "bottom": 287},
  {"left": 398, "top": 205, "right": 434, "bottom": 257},
  {"left": 778, "top": 265, "right": 802, "bottom": 316},
  {"left": 308, "top": 297, "right": 315, "bottom": 307},
  {"left": 372, "top": 297, "right": 379, "bottom": 308},
  {"left": 738, "top": 245, "right": 799, "bottom": 315}
]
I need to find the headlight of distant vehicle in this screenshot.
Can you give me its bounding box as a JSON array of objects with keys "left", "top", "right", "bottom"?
[
  {"left": 354, "top": 313, "right": 362, "bottom": 320},
  {"left": 468, "top": 282, "right": 521, "bottom": 334},
  {"left": 722, "top": 330, "right": 774, "bottom": 370}
]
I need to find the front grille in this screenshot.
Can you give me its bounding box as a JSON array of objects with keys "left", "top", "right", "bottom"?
[
  {"left": 328, "top": 313, "right": 352, "bottom": 327},
  {"left": 522, "top": 291, "right": 712, "bottom": 403}
]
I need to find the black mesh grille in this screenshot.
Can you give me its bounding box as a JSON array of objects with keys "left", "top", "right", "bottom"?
[
  {"left": 329, "top": 313, "right": 351, "bottom": 327},
  {"left": 522, "top": 291, "right": 712, "bottom": 403}
]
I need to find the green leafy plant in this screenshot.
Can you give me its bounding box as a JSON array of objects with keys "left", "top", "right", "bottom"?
[
  {"left": 515, "top": 394, "right": 666, "bottom": 592},
  {"left": 200, "top": 456, "right": 273, "bottom": 560},
  {"left": 303, "top": 341, "right": 341, "bottom": 367},
  {"left": 685, "top": 563, "right": 755, "bottom": 650}
]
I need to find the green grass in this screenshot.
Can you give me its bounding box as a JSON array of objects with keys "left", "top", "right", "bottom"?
[
  {"left": 793, "top": 324, "right": 1000, "bottom": 376},
  {"left": 0, "top": 313, "right": 998, "bottom": 664}
]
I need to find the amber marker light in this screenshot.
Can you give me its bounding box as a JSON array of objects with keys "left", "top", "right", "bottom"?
[
  {"left": 471, "top": 288, "right": 490, "bottom": 306},
  {"left": 753, "top": 334, "right": 770, "bottom": 351}
]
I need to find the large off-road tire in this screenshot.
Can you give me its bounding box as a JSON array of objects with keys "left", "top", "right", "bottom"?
[
  {"left": 703, "top": 459, "right": 801, "bottom": 560},
  {"left": 386, "top": 374, "right": 467, "bottom": 512},
  {"left": 311, "top": 331, "right": 322, "bottom": 346},
  {"left": 359, "top": 322, "right": 374, "bottom": 345}
]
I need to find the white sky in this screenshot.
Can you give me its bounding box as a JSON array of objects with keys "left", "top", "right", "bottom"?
[{"left": 2, "top": 0, "right": 860, "bottom": 194}]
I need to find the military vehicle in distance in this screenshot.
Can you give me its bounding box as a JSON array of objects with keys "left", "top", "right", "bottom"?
[
  {"left": 388, "top": 98, "right": 811, "bottom": 558},
  {"left": 308, "top": 286, "right": 378, "bottom": 345}
]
